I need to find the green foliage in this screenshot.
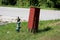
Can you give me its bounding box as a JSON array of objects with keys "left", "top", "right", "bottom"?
[
  {"left": 30, "top": 0, "right": 39, "bottom": 7},
  {"left": 47, "top": 0, "right": 60, "bottom": 8},
  {"left": 0, "top": 0, "right": 60, "bottom": 9},
  {"left": 16, "top": 0, "right": 30, "bottom": 8},
  {"left": 2, "top": 0, "right": 17, "bottom": 5}
]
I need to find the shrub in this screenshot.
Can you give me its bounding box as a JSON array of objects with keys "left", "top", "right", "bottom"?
[
  {"left": 2, "top": 0, "right": 9, "bottom": 5},
  {"left": 30, "top": 0, "right": 39, "bottom": 7},
  {"left": 2, "top": 0, "right": 17, "bottom": 5}
]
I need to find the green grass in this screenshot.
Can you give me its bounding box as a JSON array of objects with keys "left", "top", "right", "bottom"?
[{"left": 0, "top": 20, "right": 60, "bottom": 40}]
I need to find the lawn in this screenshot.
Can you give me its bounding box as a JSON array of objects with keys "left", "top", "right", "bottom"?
[{"left": 0, "top": 20, "right": 60, "bottom": 40}]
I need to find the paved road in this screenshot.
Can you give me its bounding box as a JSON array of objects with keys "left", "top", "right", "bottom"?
[{"left": 0, "top": 7, "right": 60, "bottom": 21}]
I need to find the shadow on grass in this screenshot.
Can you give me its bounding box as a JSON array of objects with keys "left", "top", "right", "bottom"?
[{"left": 37, "top": 27, "right": 52, "bottom": 33}]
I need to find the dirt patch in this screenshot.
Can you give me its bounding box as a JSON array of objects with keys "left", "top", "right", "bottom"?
[
  {"left": 46, "top": 21, "right": 60, "bottom": 26},
  {"left": 0, "top": 22, "right": 8, "bottom": 25}
]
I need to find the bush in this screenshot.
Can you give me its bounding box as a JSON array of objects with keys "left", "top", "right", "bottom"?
[
  {"left": 9, "top": 0, "right": 17, "bottom": 5},
  {"left": 2, "top": 0, "right": 9, "bottom": 5},
  {"left": 30, "top": 0, "right": 39, "bottom": 7},
  {"left": 2, "top": 0, "right": 17, "bottom": 5},
  {"left": 1, "top": 0, "right": 60, "bottom": 9}
]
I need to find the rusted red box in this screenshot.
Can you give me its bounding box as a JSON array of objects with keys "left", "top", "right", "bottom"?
[{"left": 28, "top": 7, "right": 40, "bottom": 32}]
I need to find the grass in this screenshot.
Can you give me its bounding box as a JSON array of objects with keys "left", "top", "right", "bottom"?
[{"left": 0, "top": 20, "right": 60, "bottom": 40}]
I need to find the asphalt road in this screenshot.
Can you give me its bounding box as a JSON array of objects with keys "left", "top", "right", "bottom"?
[{"left": 0, "top": 7, "right": 60, "bottom": 21}]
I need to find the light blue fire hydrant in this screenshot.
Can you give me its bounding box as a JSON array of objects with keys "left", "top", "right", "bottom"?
[{"left": 16, "top": 17, "right": 21, "bottom": 32}]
